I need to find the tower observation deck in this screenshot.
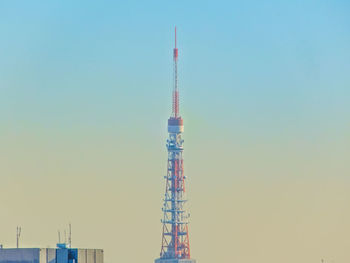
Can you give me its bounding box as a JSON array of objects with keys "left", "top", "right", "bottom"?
[{"left": 155, "top": 28, "right": 196, "bottom": 263}]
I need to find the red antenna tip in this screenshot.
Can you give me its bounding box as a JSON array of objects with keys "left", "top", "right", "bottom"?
[{"left": 174, "top": 26, "right": 178, "bottom": 60}]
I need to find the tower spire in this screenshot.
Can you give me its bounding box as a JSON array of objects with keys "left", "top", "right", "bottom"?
[
  {"left": 156, "top": 28, "right": 195, "bottom": 263},
  {"left": 175, "top": 26, "right": 177, "bottom": 49},
  {"left": 173, "top": 26, "right": 179, "bottom": 118}
]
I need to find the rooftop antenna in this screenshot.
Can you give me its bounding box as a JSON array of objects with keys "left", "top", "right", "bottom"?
[
  {"left": 64, "top": 230, "right": 67, "bottom": 244},
  {"left": 58, "top": 231, "right": 61, "bottom": 243},
  {"left": 68, "top": 223, "right": 72, "bottom": 248},
  {"left": 16, "top": 226, "right": 21, "bottom": 248}
]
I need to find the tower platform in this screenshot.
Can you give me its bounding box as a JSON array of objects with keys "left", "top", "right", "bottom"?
[{"left": 155, "top": 258, "right": 196, "bottom": 263}]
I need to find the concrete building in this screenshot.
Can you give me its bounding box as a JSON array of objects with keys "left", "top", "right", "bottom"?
[{"left": 0, "top": 248, "right": 103, "bottom": 263}]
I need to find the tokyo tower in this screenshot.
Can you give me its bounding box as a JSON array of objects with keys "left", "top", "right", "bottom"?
[{"left": 155, "top": 27, "right": 196, "bottom": 263}]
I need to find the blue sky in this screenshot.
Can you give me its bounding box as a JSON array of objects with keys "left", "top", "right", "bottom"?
[{"left": 1, "top": 0, "right": 349, "bottom": 133}]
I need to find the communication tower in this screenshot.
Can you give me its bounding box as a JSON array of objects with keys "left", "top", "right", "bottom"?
[{"left": 155, "top": 27, "right": 196, "bottom": 263}]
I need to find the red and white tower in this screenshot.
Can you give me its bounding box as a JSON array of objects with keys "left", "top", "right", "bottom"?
[{"left": 155, "top": 28, "right": 196, "bottom": 263}]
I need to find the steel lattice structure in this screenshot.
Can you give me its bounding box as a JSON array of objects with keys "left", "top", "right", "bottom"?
[{"left": 158, "top": 27, "right": 191, "bottom": 260}]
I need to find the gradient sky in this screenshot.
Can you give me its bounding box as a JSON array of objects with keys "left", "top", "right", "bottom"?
[{"left": 1, "top": 1, "right": 350, "bottom": 263}]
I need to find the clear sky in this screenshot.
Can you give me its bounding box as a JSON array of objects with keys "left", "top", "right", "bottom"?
[{"left": 0, "top": 1, "right": 350, "bottom": 263}]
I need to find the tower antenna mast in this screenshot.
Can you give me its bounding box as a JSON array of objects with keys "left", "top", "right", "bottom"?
[{"left": 173, "top": 26, "right": 179, "bottom": 119}]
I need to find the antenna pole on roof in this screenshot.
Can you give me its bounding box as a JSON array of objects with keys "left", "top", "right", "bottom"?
[
  {"left": 16, "top": 226, "right": 21, "bottom": 248},
  {"left": 68, "top": 223, "right": 72, "bottom": 248}
]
